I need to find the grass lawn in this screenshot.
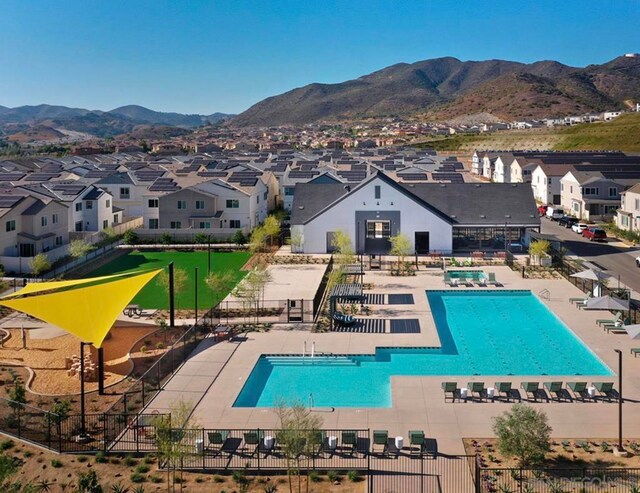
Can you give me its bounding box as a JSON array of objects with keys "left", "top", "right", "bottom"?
[{"left": 85, "top": 250, "right": 252, "bottom": 309}]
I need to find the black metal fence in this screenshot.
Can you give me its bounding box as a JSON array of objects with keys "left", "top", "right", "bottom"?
[
  {"left": 369, "top": 453, "right": 476, "bottom": 493},
  {"left": 208, "top": 299, "right": 314, "bottom": 325},
  {"left": 477, "top": 464, "right": 640, "bottom": 492}
]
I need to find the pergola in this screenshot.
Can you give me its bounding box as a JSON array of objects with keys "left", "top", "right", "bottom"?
[
  {"left": 329, "top": 283, "right": 364, "bottom": 330},
  {"left": 0, "top": 268, "right": 162, "bottom": 439}
]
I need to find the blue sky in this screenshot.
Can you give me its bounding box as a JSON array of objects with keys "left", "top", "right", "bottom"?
[{"left": 0, "top": 0, "right": 638, "bottom": 114}]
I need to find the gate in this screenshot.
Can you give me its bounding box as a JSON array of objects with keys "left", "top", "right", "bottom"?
[{"left": 368, "top": 454, "right": 476, "bottom": 493}]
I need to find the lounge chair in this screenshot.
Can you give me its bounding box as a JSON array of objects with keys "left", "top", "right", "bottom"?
[
  {"left": 487, "top": 273, "right": 502, "bottom": 287},
  {"left": 604, "top": 322, "right": 627, "bottom": 333},
  {"left": 308, "top": 430, "right": 326, "bottom": 456},
  {"left": 409, "top": 430, "right": 425, "bottom": 456},
  {"left": 333, "top": 311, "right": 355, "bottom": 326},
  {"left": 593, "top": 382, "right": 618, "bottom": 402},
  {"left": 372, "top": 430, "right": 389, "bottom": 455},
  {"left": 424, "top": 437, "right": 438, "bottom": 459},
  {"left": 444, "top": 273, "right": 459, "bottom": 287},
  {"left": 567, "top": 382, "right": 592, "bottom": 401},
  {"left": 207, "top": 430, "right": 230, "bottom": 453},
  {"left": 576, "top": 297, "right": 591, "bottom": 309},
  {"left": 441, "top": 382, "right": 462, "bottom": 402},
  {"left": 521, "top": 382, "right": 547, "bottom": 402},
  {"left": 543, "top": 381, "right": 566, "bottom": 401},
  {"left": 494, "top": 382, "right": 520, "bottom": 402},
  {"left": 596, "top": 312, "right": 622, "bottom": 327},
  {"left": 570, "top": 296, "right": 588, "bottom": 304},
  {"left": 467, "top": 382, "right": 486, "bottom": 401},
  {"left": 341, "top": 430, "right": 358, "bottom": 455},
  {"left": 243, "top": 430, "right": 263, "bottom": 456},
  {"left": 631, "top": 348, "right": 640, "bottom": 358},
  {"left": 476, "top": 275, "right": 488, "bottom": 287}
]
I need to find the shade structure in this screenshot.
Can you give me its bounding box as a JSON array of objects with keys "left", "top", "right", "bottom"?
[
  {"left": 624, "top": 324, "right": 640, "bottom": 340},
  {"left": 570, "top": 268, "right": 612, "bottom": 282},
  {"left": 0, "top": 269, "right": 162, "bottom": 347},
  {"left": 584, "top": 295, "right": 629, "bottom": 311}
]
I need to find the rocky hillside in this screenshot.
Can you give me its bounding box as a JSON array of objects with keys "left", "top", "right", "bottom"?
[{"left": 233, "top": 56, "right": 640, "bottom": 126}]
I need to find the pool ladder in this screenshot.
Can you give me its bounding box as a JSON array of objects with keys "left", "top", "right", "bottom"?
[
  {"left": 308, "top": 393, "right": 314, "bottom": 409},
  {"left": 539, "top": 288, "right": 550, "bottom": 301}
]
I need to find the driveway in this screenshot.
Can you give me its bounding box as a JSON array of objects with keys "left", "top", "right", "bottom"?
[{"left": 540, "top": 217, "right": 640, "bottom": 293}]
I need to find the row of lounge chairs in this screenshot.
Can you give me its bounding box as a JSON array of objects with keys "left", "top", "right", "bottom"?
[
  {"left": 444, "top": 272, "right": 502, "bottom": 287},
  {"left": 333, "top": 311, "right": 355, "bottom": 326},
  {"left": 169, "top": 429, "right": 436, "bottom": 458},
  {"left": 442, "top": 381, "right": 619, "bottom": 403}
]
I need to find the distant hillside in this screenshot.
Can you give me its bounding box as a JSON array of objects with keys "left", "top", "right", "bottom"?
[
  {"left": 0, "top": 104, "right": 233, "bottom": 142},
  {"left": 233, "top": 55, "right": 640, "bottom": 126},
  {"left": 412, "top": 113, "right": 640, "bottom": 153}
]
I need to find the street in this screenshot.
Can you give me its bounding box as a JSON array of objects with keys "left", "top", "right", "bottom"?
[{"left": 541, "top": 218, "right": 640, "bottom": 294}]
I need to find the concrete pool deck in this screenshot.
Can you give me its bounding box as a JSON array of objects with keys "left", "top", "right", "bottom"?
[{"left": 145, "top": 265, "right": 640, "bottom": 455}]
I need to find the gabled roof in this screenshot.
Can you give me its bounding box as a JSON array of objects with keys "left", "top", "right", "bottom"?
[{"left": 291, "top": 172, "right": 539, "bottom": 227}]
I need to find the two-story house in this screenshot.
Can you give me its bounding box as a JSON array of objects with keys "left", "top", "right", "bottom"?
[
  {"left": 560, "top": 170, "right": 638, "bottom": 220},
  {"left": 616, "top": 183, "right": 640, "bottom": 232}
]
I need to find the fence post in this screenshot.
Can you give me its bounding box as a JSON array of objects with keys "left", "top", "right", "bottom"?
[
  {"left": 47, "top": 413, "right": 52, "bottom": 450},
  {"left": 475, "top": 454, "right": 481, "bottom": 493},
  {"left": 58, "top": 418, "right": 62, "bottom": 452},
  {"left": 519, "top": 467, "right": 523, "bottom": 493},
  {"left": 420, "top": 452, "right": 424, "bottom": 493},
  {"left": 257, "top": 428, "right": 261, "bottom": 473},
  {"left": 202, "top": 428, "right": 206, "bottom": 470}
]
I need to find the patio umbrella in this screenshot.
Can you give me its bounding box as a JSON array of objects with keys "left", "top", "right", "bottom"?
[
  {"left": 584, "top": 296, "right": 629, "bottom": 311},
  {"left": 570, "top": 268, "right": 612, "bottom": 282},
  {"left": 624, "top": 324, "right": 640, "bottom": 340}
]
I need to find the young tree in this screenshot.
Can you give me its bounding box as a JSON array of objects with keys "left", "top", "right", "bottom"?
[
  {"left": 232, "top": 230, "right": 247, "bottom": 245},
  {"left": 389, "top": 232, "right": 413, "bottom": 274},
  {"left": 529, "top": 239, "right": 551, "bottom": 265},
  {"left": 69, "top": 239, "right": 95, "bottom": 258},
  {"left": 29, "top": 253, "right": 50, "bottom": 276},
  {"left": 492, "top": 403, "right": 552, "bottom": 466},
  {"left": 156, "top": 268, "right": 189, "bottom": 309},
  {"left": 249, "top": 225, "right": 267, "bottom": 253},
  {"left": 262, "top": 215, "right": 281, "bottom": 247},
  {"left": 153, "top": 399, "right": 199, "bottom": 493},
  {"left": 290, "top": 230, "right": 303, "bottom": 253},
  {"left": 232, "top": 267, "right": 272, "bottom": 323},
  {"left": 205, "top": 270, "right": 237, "bottom": 307},
  {"left": 275, "top": 399, "right": 324, "bottom": 493},
  {"left": 123, "top": 229, "right": 139, "bottom": 245},
  {"left": 331, "top": 229, "right": 355, "bottom": 266}
]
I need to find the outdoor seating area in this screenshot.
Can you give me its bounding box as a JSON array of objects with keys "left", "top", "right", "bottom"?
[
  {"left": 443, "top": 271, "right": 502, "bottom": 287},
  {"left": 441, "top": 381, "right": 619, "bottom": 403}
]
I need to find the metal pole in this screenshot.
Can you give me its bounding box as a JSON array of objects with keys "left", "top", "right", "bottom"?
[
  {"left": 194, "top": 267, "right": 198, "bottom": 325},
  {"left": 80, "top": 342, "right": 87, "bottom": 436},
  {"left": 208, "top": 236, "right": 211, "bottom": 274},
  {"left": 98, "top": 347, "right": 104, "bottom": 395},
  {"left": 169, "top": 262, "right": 175, "bottom": 327},
  {"left": 614, "top": 349, "right": 623, "bottom": 450}
]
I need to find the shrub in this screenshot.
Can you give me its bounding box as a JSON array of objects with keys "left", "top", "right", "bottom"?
[
  {"left": 76, "top": 469, "right": 103, "bottom": 493},
  {"left": 140, "top": 345, "right": 148, "bottom": 353},
  {"left": 493, "top": 403, "right": 552, "bottom": 466},
  {"left": 150, "top": 476, "right": 163, "bottom": 483},
  {"left": 232, "top": 230, "right": 247, "bottom": 245},
  {"left": 124, "top": 454, "right": 137, "bottom": 467},
  {"left": 51, "top": 459, "right": 63, "bottom": 468},
  {"left": 143, "top": 454, "right": 154, "bottom": 464},
  {"left": 94, "top": 452, "right": 107, "bottom": 463},
  {"left": 0, "top": 439, "right": 15, "bottom": 451},
  {"left": 77, "top": 455, "right": 88, "bottom": 463},
  {"left": 109, "top": 457, "right": 121, "bottom": 465},
  {"left": 160, "top": 232, "right": 172, "bottom": 245},
  {"left": 347, "top": 470, "right": 361, "bottom": 482},
  {"left": 194, "top": 232, "right": 208, "bottom": 244},
  {"left": 327, "top": 470, "right": 339, "bottom": 482},
  {"left": 213, "top": 475, "right": 225, "bottom": 483},
  {"left": 123, "top": 230, "right": 139, "bottom": 245},
  {"left": 135, "top": 464, "right": 150, "bottom": 474},
  {"left": 309, "top": 471, "right": 321, "bottom": 482},
  {"left": 130, "top": 472, "right": 145, "bottom": 483},
  {"left": 156, "top": 342, "right": 165, "bottom": 350}
]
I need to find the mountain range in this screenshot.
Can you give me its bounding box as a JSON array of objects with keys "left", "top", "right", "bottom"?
[
  {"left": 232, "top": 55, "right": 640, "bottom": 126},
  {"left": 0, "top": 104, "right": 233, "bottom": 141}
]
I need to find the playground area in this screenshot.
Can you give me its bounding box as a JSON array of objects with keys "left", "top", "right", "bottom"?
[
  {"left": 85, "top": 250, "right": 252, "bottom": 310},
  {"left": 0, "top": 315, "right": 158, "bottom": 395}
]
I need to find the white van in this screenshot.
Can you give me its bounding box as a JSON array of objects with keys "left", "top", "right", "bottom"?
[{"left": 545, "top": 207, "right": 564, "bottom": 220}]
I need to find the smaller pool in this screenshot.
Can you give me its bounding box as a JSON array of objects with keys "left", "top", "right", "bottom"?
[{"left": 446, "top": 270, "right": 486, "bottom": 281}]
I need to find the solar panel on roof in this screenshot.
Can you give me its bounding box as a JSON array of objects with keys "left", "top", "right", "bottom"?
[
  {"left": 85, "top": 170, "right": 113, "bottom": 178},
  {"left": 149, "top": 184, "right": 181, "bottom": 192},
  {"left": 51, "top": 184, "right": 86, "bottom": 195},
  {"left": 25, "top": 173, "right": 60, "bottom": 181},
  {"left": 238, "top": 179, "right": 258, "bottom": 187},
  {"left": 0, "top": 196, "right": 22, "bottom": 208},
  {"left": 288, "top": 171, "right": 319, "bottom": 178},
  {"left": 0, "top": 173, "right": 26, "bottom": 181},
  {"left": 400, "top": 173, "right": 428, "bottom": 181}
]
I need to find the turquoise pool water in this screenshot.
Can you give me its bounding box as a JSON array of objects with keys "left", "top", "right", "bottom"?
[
  {"left": 447, "top": 270, "right": 487, "bottom": 280},
  {"left": 233, "top": 291, "right": 612, "bottom": 408}
]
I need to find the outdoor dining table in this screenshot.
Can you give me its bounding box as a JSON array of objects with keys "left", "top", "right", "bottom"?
[{"left": 123, "top": 304, "right": 141, "bottom": 316}]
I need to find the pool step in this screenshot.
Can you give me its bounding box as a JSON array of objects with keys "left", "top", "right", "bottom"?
[{"left": 265, "top": 356, "right": 359, "bottom": 367}]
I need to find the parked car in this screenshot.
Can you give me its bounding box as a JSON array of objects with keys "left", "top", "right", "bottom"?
[
  {"left": 546, "top": 207, "right": 565, "bottom": 221},
  {"left": 582, "top": 227, "right": 607, "bottom": 241},
  {"left": 572, "top": 223, "right": 589, "bottom": 234},
  {"left": 537, "top": 205, "right": 548, "bottom": 216},
  {"left": 558, "top": 216, "right": 578, "bottom": 228}
]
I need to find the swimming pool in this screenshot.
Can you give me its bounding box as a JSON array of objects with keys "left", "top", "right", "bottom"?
[
  {"left": 233, "top": 290, "right": 612, "bottom": 408},
  {"left": 446, "top": 270, "right": 487, "bottom": 281}
]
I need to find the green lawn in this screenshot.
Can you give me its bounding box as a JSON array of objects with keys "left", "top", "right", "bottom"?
[{"left": 86, "top": 250, "right": 252, "bottom": 310}]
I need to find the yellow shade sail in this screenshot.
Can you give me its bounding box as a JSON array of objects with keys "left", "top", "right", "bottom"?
[
  {"left": 0, "top": 269, "right": 162, "bottom": 347},
  {"left": 1, "top": 271, "right": 140, "bottom": 300}
]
